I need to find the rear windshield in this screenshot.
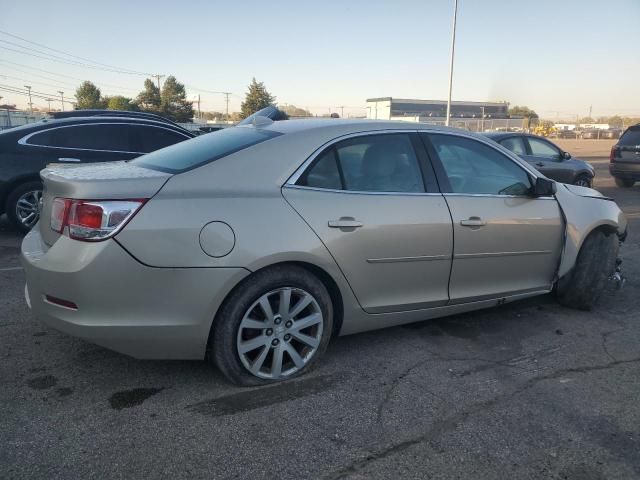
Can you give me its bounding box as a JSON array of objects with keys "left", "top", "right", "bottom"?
[
  {"left": 619, "top": 128, "right": 640, "bottom": 146},
  {"left": 131, "top": 126, "right": 281, "bottom": 173}
]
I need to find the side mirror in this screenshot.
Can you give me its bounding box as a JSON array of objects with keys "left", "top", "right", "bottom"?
[
  {"left": 562, "top": 151, "right": 571, "bottom": 160},
  {"left": 533, "top": 177, "right": 557, "bottom": 196}
]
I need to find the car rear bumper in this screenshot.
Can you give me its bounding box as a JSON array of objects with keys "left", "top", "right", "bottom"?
[
  {"left": 610, "top": 162, "right": 640, "bottom": 179},
  {"left": 21, "top": 228, "right": 249, "bottom": 359}
]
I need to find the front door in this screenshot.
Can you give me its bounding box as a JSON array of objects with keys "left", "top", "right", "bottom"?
[
  {"left": 523, "top": 136, "right": 574, "bottom": 183},
  {"left": 283, "top": 132, "right": 453, "bottom": 314},
  {"left": 423, "top": 133, "right": 564, "bottom": 303}
]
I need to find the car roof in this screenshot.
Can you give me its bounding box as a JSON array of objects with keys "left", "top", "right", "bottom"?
[
  {"left": 253, "top": 118, "right": 469, "bottom": 136},
  {"left": 0, "top": 115, "right": 194, "bottom": 137}
]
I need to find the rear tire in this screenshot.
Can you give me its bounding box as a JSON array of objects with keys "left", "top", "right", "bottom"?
[
  {"left": 573, "top": 174, "right": 592, "bottom": 188},
  {"left": 614, "top": 177, "right": 635, "bottom": 188},
  {"left": 556, "top": 230, "right": 619, "bottom": 310},
  {"left": 5, "top": 181, "right": 43, "bottom": 233},
  {"left": 210, "top": 265, "right": 333, "bottom": 386}
]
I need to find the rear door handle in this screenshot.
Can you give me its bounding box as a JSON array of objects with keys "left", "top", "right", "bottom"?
[
  {"left": 535, "top": 162, "right": 545, "bottom": 167},
  {"left": 328, "top": 217, "right": 363, "bottom": 229},
  {"left": 58, "top": 157, "right": 81, "bottom": 162},
  {"left": 460, "top": 217, "right": 486, "bottom": 227}
]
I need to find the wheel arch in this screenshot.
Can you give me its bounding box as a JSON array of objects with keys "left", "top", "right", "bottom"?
[{"left": 2, "top": 174, "right": 43, "bottom": 212}]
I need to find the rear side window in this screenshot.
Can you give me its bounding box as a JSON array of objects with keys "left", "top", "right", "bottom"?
[
  {"left": 131, "top": 126, "right": 281, "bottom": 173},
  {"left": 28, "top": 124, "right": 134, "bottom": 152},
  {"left": 128, "top": 125, "right": 189, "bottom": 153},
  {"left": 298, "top": 134, "right": 425, "bottom": 193},
  {"left": 499, "top": 136, "right": 526, "bottom": 155},
  {"left": 619, "top": 128, "right": 640, "bottom": 146}
]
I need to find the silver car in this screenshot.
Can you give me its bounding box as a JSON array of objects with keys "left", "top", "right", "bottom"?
[{"left": 21, "top": 119, "right": 627, "bottom": 386}]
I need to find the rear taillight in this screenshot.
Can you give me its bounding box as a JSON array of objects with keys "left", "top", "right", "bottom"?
[
  {"left": 50, "top": 199, "right": 146, "bottom": 241},
  {"left": 610, "top": 146, "right": 618, "bottom": 163}
]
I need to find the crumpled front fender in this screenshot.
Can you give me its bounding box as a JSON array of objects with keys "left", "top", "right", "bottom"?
[{"left": 555, "top": 184, "right": 628, "bottom": 279}]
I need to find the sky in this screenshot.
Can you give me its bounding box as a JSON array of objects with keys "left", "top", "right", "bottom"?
[{"left": 1, "top": 0, "right": 639, "bottom": 119}]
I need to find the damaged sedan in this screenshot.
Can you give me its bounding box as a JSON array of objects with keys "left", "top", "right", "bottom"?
[{"left": 21, "top": 119, "right": 627, "bottom": 385}]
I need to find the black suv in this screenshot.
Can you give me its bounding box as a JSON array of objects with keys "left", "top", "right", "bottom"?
[
  {"left": 0, "top": 111, "right": 194, "bottom": 231},
  {"left": 610, "top": 124, "right": 640, "bottom": 188}
]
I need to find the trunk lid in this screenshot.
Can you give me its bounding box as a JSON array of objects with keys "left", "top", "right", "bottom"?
[{"left": 39, "top": 161, "right": 171, "bottom": 246}]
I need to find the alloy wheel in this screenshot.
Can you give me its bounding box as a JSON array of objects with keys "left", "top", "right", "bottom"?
[
  {"left": 236, "top": 287, "right": 324, "bottom": 380},
  {"left": 574, "top": 178, "right": 591, "bottom": 187},
  {"left": 15, "top": 190, "right": 42, "bottom": 229}
]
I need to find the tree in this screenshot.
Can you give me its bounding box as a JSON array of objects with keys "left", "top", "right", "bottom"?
[
  {"left": 75, "top": 81, "right": 104, "bottom": 109},
  {"left": 281, "top": 104, "right": 312, "bottom": 117},
  {"left": 136, "top": 79, "right": 161, "bottom": 113},
  {"left": 240, "top": 78, "right": 275, "bottom": 119},
  {"left": 105, "top": 96, "right": 136, "bottom": 111},
  {"left": 159, "top": 76, "right": 193, "bottom": 122},
  {"left": 508, "top": 105, "right": 538, "bottom": 129}
]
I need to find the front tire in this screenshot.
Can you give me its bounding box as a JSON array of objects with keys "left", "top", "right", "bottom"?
[
  {"left": 211, "top": 265, "right": 333, "bottom": 386},
  {"left": 556, "top": 230, "right": 619, "bottom": 310},
  {"left": 614, "top": 177, "right": 635, "bottom": 188},
  {"left": 573, "top": 174, "right": 592, "bottom": 188},
  {"left": 5, "top": 181, "right": 43, "bottom": 232}
]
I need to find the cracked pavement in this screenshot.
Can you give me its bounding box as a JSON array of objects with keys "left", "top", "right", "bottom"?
[{"left": 1, "top": 157, "right": 639, "bottom": 479}]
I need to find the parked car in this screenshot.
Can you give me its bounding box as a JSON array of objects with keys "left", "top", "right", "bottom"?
[
  {"left": 0, "top": 113, "right": 194, "bottom": 231},
  {"left": 555, "top": 129, "right": 578, "bottom": 139},
  {"left": 601, "top": 128, "right": 622, "bottom": 140},
  {"left": 610, "top": 124, "right": 640, "bottom": 187},
  {"left": 21, "top": 120, "right": 627, "bottom": 386},
  {"left": 482, "top": 132, "right": 595, "bottom": 187},
  {"left": 581, "top": 129, "right": 602, "bottom": 139}
]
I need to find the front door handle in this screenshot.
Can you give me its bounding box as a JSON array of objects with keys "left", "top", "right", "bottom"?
[
  {"left": 536, "top": 162, "right": 545, "bottom": 167},
  {"left": 58, "top": 157, "right": 81, "bottom": 163},
  {"left": 460, "top": 217, "right": 486, "bottom": 227},
  {"left": 328, "top": 217, "right": 363, "bottom": 229}
]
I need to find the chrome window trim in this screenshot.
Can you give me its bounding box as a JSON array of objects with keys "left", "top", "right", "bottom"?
[
  {"left": 18, "top": 122, "right": 191, "bottom": 154},
  {"left": 283, "top": 184, "right": 443, "bottom": 197},
  {"left": 286, "top": 129, "right": 423, "bottom": 186},
  {"left": 443, "top": 192, "right": 556, "bottom": 200}
]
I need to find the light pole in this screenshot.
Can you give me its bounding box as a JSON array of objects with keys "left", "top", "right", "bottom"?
[
  {"left": 445, "top": 0, "right": 458, "bottom": 127},
  {"left": 57, "top": 91, "right": 65, "bottom": 111},
  {"left": 24, "top": 85, "right": 33, "bottom": 113}
]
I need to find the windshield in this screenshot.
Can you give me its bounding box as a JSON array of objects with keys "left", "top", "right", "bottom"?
[{"left": 130, "top": 126, "right": 281, "bottom": 173}]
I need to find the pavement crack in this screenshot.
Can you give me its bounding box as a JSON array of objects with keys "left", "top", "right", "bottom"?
[
  {"left": 327, "top": 356, "right": 640, "bottom": 480},
  {"left": 601, "top": 327, "right": 626, "bottom": 363}
]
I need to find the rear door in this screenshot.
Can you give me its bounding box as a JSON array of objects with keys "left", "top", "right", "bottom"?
[
  {"left": 422, "top": 132, "right": 564, "bottom": 303},
  {"left": 523, "top": 136, "right": 574, "bottom": 183},
  {"left": 283, "top": 132, "right": 453, "bottom": 314}
]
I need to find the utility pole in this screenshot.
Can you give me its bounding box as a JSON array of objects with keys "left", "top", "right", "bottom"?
[
  {"left": 480, "top": 105, "right": 485, "bottom": 132},
  {"left": 337, "top": 106, "right": 344, "bottom": 118},
  {"left": 24, "top": 85, "right": 33, "bottom": 113},
  {"left": 197, "top": 94, "right": 201, "bottom": 121},
  {"left": 57, "top": 91, "right": 65, "bottom": 111},
  {"left": 445, "top": 0, "right": 458, "bottom": 127},
  {"left": 45, "top": 98, "right": 52, "bottom": 112},
  {"left": 223, "top": 92, "right": 231, "bottom": 121},
  {"left": 588, "top": 105, "right": 592, "bottom": 120},
  {"left": 152, "top": 74, "right": 165, "bottom": 91}
]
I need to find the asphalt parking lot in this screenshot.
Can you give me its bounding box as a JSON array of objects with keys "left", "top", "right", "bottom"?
[{"left": 1, "top": 143, "right": 639, "bottom": 479}]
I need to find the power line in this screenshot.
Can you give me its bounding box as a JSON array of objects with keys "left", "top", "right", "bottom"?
[{"left": 0, "top": 30, "right": 153, "bottom": 76}]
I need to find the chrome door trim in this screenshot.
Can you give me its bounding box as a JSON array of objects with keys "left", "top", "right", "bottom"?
[
  {"left": 57, "top": 157, "right": 81, "bottom": 162},
  {"left": 367, "top": 254, "right": 450, "bottom": 264},
  {"left": 443, "top": 192, "right": 556, "bottom": 200},
  {"left": 453, "top": 250, "right": 553, "bottom": 260},
  {"left": 286, "top": 129, "right": 423, "bottom": 186},
  {"left": 18, "top": 122, "right": 191, "bottom": 154}
]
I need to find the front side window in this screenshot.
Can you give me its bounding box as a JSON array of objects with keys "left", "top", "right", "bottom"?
[
  {"left": 298, "top": 134, "right": 425, "bottom": 193},
  {"left": 499, "top": 136, "right": 527, "bottom": 156},
  {"left": 527, "top": 137, "right": 561, "bottom": 161},
  {"left": 28, "top": 124, "right": 133, "bottom": 152},
  {"left": 429, "top": 134, "right": 531, "bottom": 196}
]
